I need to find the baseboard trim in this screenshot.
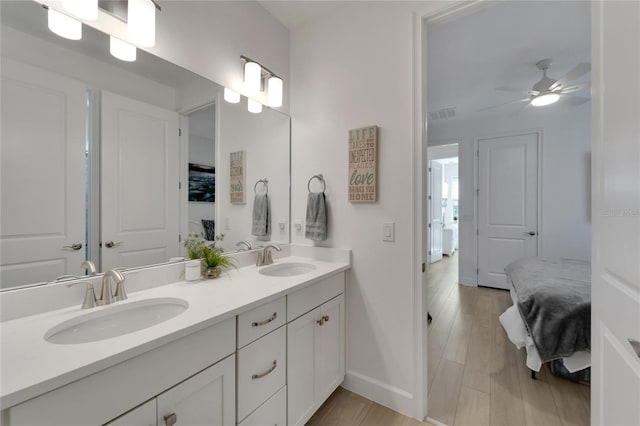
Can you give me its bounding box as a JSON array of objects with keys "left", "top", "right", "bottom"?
[
  {"left": 343, "top": 369, "right": 415, "bottom": 418},
  {"left": 426, "top": 416, "right": 449, "bottom": 426},
  {"left": 458, "top": 276, "right": 477, "bottom": 286}
]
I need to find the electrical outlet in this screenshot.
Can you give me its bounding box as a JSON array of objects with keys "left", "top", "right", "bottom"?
[{"left": 294, "top": 221, "right": 303, "bottom": 233}]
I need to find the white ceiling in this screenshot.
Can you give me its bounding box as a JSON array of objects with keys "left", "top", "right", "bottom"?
[
  {"left": 258, "top": 1, "right": 344, "bottom": 30},
  {"left": 426, "top": 1, "right": 591, "bottom": 125}
]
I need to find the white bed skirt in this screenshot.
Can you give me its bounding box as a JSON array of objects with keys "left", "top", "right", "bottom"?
[{"left": 499, "top": 291, "right": 591, "bottom": 373}]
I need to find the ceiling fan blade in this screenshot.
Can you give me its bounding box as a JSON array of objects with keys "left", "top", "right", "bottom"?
[
  {"left": 550, "top": 62, "right": 591, "bottom": 90},
  {"left": 565, "top": 95, "right": 590, "bottom": 106},
  {"left": 477, "top": 98, "right": 530, "bottom": 112},
  {"left": 560, "top": 82, "right": 590, "bottom": 94}
]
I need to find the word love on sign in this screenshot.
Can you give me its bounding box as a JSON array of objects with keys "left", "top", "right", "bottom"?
[{"left": 348, "top": 125, "right": 378, "bottom": 203}]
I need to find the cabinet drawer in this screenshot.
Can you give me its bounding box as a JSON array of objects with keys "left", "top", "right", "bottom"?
[
  {"left": 239, "top": 385, "right": 286, "bottom": 426},
  {"left": 237, "top": 327, "right": 286, "bottom": 421},
  {"left": 237, "top": 297, "right": 286, "bottom": 348},
  {"left": 287, "top": 272, "right": 344, "bottom": 322}
]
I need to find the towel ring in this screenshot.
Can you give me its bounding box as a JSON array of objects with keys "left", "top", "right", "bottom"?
[
  {"left": 254, "top": 178, "right": 268, "bottom": 195},
  {"left": 307, "top": 174, "right": 326, "bottom": 193}
]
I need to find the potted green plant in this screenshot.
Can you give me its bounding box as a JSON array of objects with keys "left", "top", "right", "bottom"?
[{"left": 184, "top": 233, "right": 236, "bottom": 279}]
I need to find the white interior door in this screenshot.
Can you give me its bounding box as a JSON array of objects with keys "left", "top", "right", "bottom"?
[
  {"left": 477, "top": 132, "right": 538, "bottom": 289},
  {"left": 429, "top": 161, "right": 443, "bottom": 263},
  {"left": 0, "top": 58, "right": 86, "bottom": 288},
  {"left": 591, "top": 1, "right": 640, "bottom": 424},
  {"left": 101, "top": 91, "right": 179, "bottom": 270}
]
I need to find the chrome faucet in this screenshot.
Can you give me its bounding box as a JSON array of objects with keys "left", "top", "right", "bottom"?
[
  {"left": 98, "top": 269, "right": 126, "bottom": 306},
  {"left": 256, "top": 244, "right": 281, "bottom": 266},
  {"left": 236, "top": 240, "right": 253, "bottom": 251},
  {"left": 66, "top": 280, "right": 97, "bottom": 309}
]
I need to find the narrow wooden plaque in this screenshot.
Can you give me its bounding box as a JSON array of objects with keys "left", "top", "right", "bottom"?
[
  {"left": 348, "top": 125, "right": 378, "bottom": 203},
  {"left": 230, "top": 150, "right": 246, "bottom": 204}
]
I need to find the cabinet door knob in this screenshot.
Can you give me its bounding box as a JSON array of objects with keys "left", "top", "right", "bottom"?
[
  {"left": 164, "top": 413, "right": 177, "bottom": 426},
  {"left": 316, "top": 318, "right": 324, "bottom": 326},
  {"left": 323, "top": 315, "right": 330, "bottom": 323}
]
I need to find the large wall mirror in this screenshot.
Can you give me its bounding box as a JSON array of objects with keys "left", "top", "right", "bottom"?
[{"left": 0, "top": 1, "right": 290, "bottom": 290}]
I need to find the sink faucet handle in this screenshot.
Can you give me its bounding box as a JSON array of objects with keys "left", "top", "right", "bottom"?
[{"left": 66, "top": 281, "right": 97, "bottom": 309}]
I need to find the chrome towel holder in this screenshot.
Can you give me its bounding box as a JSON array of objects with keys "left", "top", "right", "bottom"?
[
  {"left": 307, "top": 174, "right": 326, "bottom": 193},
  {"left": 254, "top": 178, "right": 268, "bottom": 195}
]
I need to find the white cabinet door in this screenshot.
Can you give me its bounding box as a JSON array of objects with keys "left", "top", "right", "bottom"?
[
  {"left": 317, "top": 294, "right": 345, "bottom": 402},
  {"left": 105, "top": 399, "right": 156, "bottom": 426},
  {"left": 287, "top": 307, "right": 320, "bottom": 426},
  {"left": 477, "top": 132, "right": 538, "bottom": 289},
  {"left": 156, "top": 355, "right": 235, "bottom": 426},
  {"left": 0, "top": 58, "right": 86, "bottom": 289},
  {"left": 101, "top": 91, "right": 179, "bottom": 271},
  {"left": 287, "top": 294, "right": 346, "bottom": 426}
]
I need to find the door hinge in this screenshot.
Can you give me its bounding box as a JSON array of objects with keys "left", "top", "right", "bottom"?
[
  {"left": 178, "top": 233, "right": 182, "bottom": 243},
  {"left": 428, "top": 250, "right": 432, "bottom": 255},
  {"left": 422, "top": 262, "right": 426, "bottom": 273},
  {"left": 477, "top": 267, "right": 479, "bottom": 275},
  {"left": 428, "top": 195, "right": 432, "bottom": 200},
  {"left": 178, "top": 181, "right": 182, "bottom": 189},
  {"left": 476, "top": 229, "right": 479, "bottom": 236},
  {"left": 428, "top": 167, "right": 432, "bottom": 172},
  {"left": 179, "top": 128, "right": 182, "bottom": 137},
  {"left": 428, "top": 223, "right": 432, "bottom": 228}
]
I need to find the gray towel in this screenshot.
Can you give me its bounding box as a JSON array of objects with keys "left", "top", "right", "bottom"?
[
  {"left": 251, "top": 193, "right": 270, "bottom": 237},
  {"left": 305, "top": 192, "right": 327, "bottom": 241}
]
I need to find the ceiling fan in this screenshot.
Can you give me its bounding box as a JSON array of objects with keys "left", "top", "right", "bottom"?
[{"left": 478, "top": 59, "right": 590, "bottom": 112}]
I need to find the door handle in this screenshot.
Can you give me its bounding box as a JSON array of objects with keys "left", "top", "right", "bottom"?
[
  {"left": 104, "top": 241, "right": 123, "bottom": 248},
  {"left": 62, "top": 242, "right": 83, "bottom": 251},
  {"left": 629, "top": 338, "right": 640, "bottom": 359},
  {"left": 523, "top": 231, "right": 537, "bottom": 236}
]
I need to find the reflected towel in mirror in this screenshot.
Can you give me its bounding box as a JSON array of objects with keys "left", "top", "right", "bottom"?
[
  {"left": 251, "top": 193, "right": 270, "bottom": 237},
  {"left": 305, "top": 192, "right": 327, "bottom": 241}
]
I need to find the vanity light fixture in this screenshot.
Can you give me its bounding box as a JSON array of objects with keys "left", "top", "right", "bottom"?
[
  {"left": 128, "top": 0, "right": 157, "bottom": 47},
  {"left": 247, "top": 99, "right": 263, "bottom": 114},
  {"left": 62, "top": 0, "right": 98, "bottom": 21},
  {"left": 224, "top": 88, "right": 241, "bottom": 103},
  {"left": 244, "top": 61, "right": 262, "bottom": 96},
  {"left": 47, "top": 8, "right": 82, "bottom": 40},
  {"left": 267, "top": 76, "right": 283, "bottom": 108},
  {"left": 239, "top": 55, "right": 285, "bottom": 107},
  {"left": 110, "top": 36, "right": 137, "bottom": 62}
]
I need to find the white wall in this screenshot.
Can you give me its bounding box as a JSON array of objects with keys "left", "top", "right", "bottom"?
[
  {"left": 289, "top": 1, "right": 445, "bottom": 417},
  {"left": 429, "top": 104, "right": 591, "bottom": 285}
]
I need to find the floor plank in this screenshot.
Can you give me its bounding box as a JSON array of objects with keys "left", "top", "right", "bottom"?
[
  {"left": 454, "top": 386, "right": 490, "bottom": 426},
  {"left": 428, "top": 359, "right": 465, "bottom": 425}
]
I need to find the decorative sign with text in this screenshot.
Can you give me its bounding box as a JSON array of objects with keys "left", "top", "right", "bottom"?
[
  {"left": 230, "top": 150, "right": 246, "bottom": 204},
  {"left": 348, "top": 125, "right": 378, "bottom": 203}
]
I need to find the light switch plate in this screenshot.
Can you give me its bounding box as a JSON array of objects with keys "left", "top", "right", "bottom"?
[{"left": 383, "top": 222, "right": 395, "bottom": 242}]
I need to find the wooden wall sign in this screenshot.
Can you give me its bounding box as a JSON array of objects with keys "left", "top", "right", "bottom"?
[
  {"left": 230, "top": 150, "right": 246, "bottom": 204},
  {"left": 348, "top": 125, "right": 378, "bottom": 202}
]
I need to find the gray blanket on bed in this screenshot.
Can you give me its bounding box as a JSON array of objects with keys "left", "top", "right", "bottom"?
[{"left": 505, "top": 257, "right": 591, "bottom": 363}]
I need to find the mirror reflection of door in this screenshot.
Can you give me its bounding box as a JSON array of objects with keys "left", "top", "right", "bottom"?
[
  {"left": 429, "top": 160, "right": 443, "bottom": 263},
  {"left": 186, "top": 104, "right": 216, "bottom": 246}
]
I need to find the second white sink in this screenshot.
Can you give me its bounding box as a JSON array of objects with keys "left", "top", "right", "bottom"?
[
  {"left": 259, "top": 262, "right": 316, "bottom": 277},
  {"left": 45, "top": 298, "right": 189, "bottom": 345}
]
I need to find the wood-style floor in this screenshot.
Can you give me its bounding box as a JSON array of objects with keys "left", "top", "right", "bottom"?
[
  {"left": 307, "top": 253, "right": 590, "bottom": 426},
  {"left": 426, "top": 253, "right": 590, "bottom": 426}
]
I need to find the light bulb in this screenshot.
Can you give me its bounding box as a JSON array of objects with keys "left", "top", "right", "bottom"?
[
  {"left": 267, "top": 76, "right": 283, "bottom": 107},
  {"left": 224, "top": 88, "right": 240, "bottom": 103},
  {"left": 531, "top": 92, "right": 560, "bottom": 107},
  {"left": 62, "top": 0, "right": 97, "bottom": 20},
  {"left": 48, "top": 9, "right": 82, "bottom": 40},
  {"left": 110, "top": 36, "right": 137, "bottom": 62},
  {"left": 128, "top": 0, "right": 155, "bottom": 47},
  {"left": 244, "top": 62, "right": 261, "bottom": 96},
  {"left": 248, "top": 99, "right": 262, "bottom": 113}
]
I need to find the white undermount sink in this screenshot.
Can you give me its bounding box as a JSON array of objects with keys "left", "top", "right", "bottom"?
[
  {"left": 45, "top": 297, "right": 189, "bottom": 345},
  {"left": 259, "top": 262, "right": 316, "bottom": 277}
]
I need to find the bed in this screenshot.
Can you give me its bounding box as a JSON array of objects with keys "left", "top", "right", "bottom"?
[{"left": 498, "top": 257, "right": 591, "bottom": 375}]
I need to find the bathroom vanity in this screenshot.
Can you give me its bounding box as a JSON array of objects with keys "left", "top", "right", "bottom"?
[{"left": 0, "top": 247, "right": 350, "bottom": 426}]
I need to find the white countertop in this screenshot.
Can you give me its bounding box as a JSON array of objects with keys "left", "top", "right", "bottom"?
[{"left": 0, "top": 256, "right": 349, "bottom": 410}]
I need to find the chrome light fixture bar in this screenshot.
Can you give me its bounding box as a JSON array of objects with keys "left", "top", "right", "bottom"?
[{"left": 232, "top": 55, "right": 284, "bottom": 110}]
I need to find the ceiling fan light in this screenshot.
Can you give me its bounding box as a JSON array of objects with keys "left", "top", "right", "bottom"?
[
  {"left": 531, "top": 92, "right": 560, "bottom": 107},
  {"left": 48, "top": 9, "right": 82, "bottom": 40}
]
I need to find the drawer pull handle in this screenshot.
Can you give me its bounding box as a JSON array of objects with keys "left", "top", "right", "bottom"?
[
  {"left": 252, "top": 360, "right": 277, "bottom": 380},
  {"left": 317, "top": 315, "right": 330, "bottom": 326},
  {"left": 252, "top": 312, "right": 277, "bottom": 327},
  {"left": 164, "top": 412, "right": 177, "bottom": 426}
]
